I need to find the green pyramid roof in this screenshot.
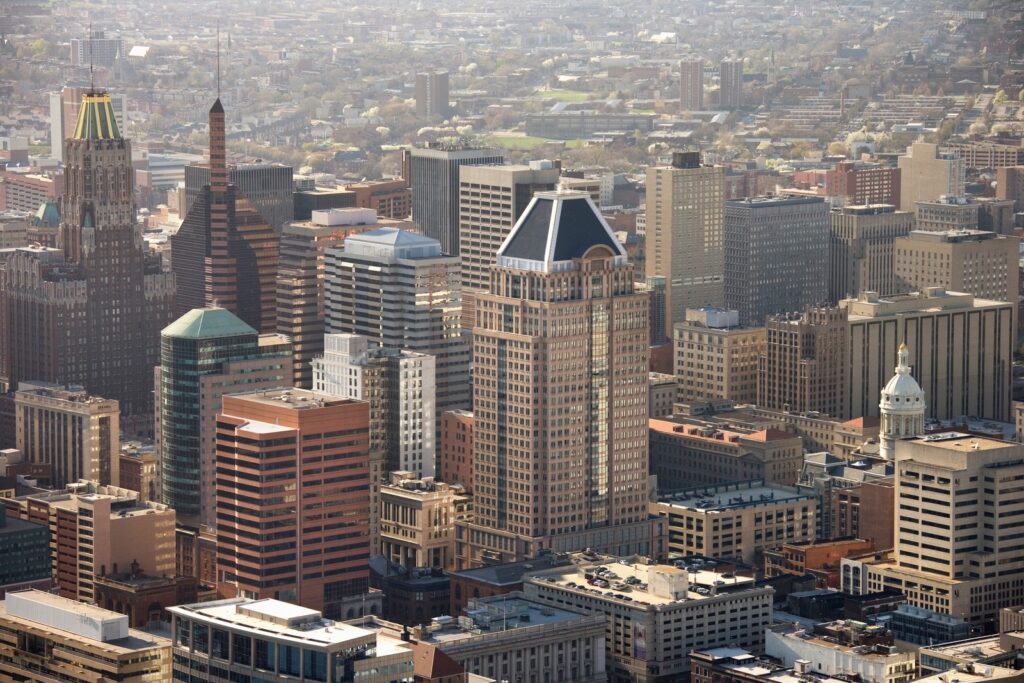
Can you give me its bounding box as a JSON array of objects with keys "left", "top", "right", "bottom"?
[
  {"left": 73, "top": 91, "right": 121, "bottom": 140},
  {"left": 162, "top": 307, "right": 257, "bottom": 339}
]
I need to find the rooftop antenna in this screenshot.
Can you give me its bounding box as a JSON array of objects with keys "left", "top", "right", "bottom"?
[
  {"left": 88, "top": 21, "right": 94, "bottom": 92},
  {"left": 216, "top": 20, "right": 221, "bottom": 98}
]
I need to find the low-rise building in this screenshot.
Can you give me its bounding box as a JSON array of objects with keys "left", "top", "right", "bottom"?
[
  {"left": 524, "top": 552, "right": 775, "bottom": 683},
  {"left": 918, "top": 634, "right": 1021, "bottom": 675},
  {"left": 0, "top": 589, "right": 171, "bottom": 682},
  {"left": 651, "top": 480, "right": 817, "bottom": 565},
  {"left": 649, "top": 419, "right": 804, "bottom": 491},
  {"left": 764, "top": 538, "right": 874, "bottom": 588},
  {"left": 888, "top": 604, "right": 973, "bottom": 646},
  {"left": 649, "top": 373, "right": 678, "bottom": 418},
  {"left": 360, "top": 593, "right": 606, "bottom": 683},
  {"left": 170, "top": 597, "right": 414, "bottom": 683},
  {"left": 380, "top": 471, "right": 469, "bottom": 570},
  {"left": 766, "top": 621, "right": 917, "bottom": 683},
  {"left": 447, "top": 553, "right": 568, "bottom": 617},
  {"left": 0, "top": 505, "right": 48, "bottom": 595}
]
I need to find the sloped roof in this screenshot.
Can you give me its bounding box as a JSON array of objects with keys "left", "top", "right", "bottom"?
[
  {"left": 410, "top": 642, "right": 464, "bottom": 678},
  {"left": 745, "top": 428, "right": 797, "bottom": 442},
  {"left": 497, "top": 190, "right": 626, "bottom": 272},
  {"left": 162, "top": 307, "right": 256, "bottom": 339},
  {"left": 73, "top": 91, "right": 121, "bottom": 140}
]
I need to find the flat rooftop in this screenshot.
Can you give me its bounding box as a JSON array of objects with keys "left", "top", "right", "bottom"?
[
  {"left": 658, "top": 482, "right": 812, "bottom": 512},
  {"left": 922, "top": 635, "right": 1006, "bottom": 661},
  {"left": 170, "top": 599, "right": 375, "bottom": 648},
  {"left": 911, "top": 432, "right": 1015, "bottom": 452}
]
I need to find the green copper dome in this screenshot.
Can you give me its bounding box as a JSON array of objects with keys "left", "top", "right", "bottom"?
[{"left": 162, "top": 307, "right": 257, "bottom": 339}]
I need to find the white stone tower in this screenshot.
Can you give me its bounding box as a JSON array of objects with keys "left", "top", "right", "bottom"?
[{"left": 879, "top": 342, "right": 926, "bottom": 460}]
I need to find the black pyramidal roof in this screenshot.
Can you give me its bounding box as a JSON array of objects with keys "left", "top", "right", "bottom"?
[{"left": 498, "top": 191, "right": 625, "bottom": 270}]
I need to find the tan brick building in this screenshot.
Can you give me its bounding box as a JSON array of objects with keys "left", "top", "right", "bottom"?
[{"left": 675, "top": 308, "right": 765, "bottom": 404}]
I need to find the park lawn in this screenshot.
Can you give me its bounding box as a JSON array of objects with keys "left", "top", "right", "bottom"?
[
  {"left": 534, "top": 89, "right": 593, "bottom": 102},
  {"left": 486, "top": 135, "right": 589, "bottom": 150}
]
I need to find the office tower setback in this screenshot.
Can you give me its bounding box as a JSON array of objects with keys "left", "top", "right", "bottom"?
[
  {"left": 49, "top": 87, "right": 127, "bottom": 163},
  {"left": 897, "top": 143, "right": 966, "bottom": 213},
  {"left": 415, "top": 71, "right": 451, "bottom": 118},
  {"left": 894, "top": 230, "right": 1018, "bottom": 303},
  {"left": 458, "top": 162, "right": 560, "bottom": 327},
  {"left": 215, "top": 389, "right": 372, "bottom": 618},
  {"left": 829, "top": 204, "right": 914, "bottom": 302},
  {"left": 0, "top": 91, "right": 175, "bottom": 422},
  {"left": 15, "top": 382, "right": 120, "bottom": 488},
  {"left": 841, "top": 289, "right": 1013, "bottom": 421},
  {"left": 409, "top": 144, "right": 503, "bottom": 255},
  {"left": 719, "top": 58, "right": 744, "bottom": 109},
  {"left": 325, "top": 229, "right": 470, "bottom": 439},
  {"left": 460, "top": 190, "right": 656, "bottom": 567},
  {"left": 276, "top": 209, "right": 380, "bottom": 388},
  {"left": 758, "top": 307, "right": 848, "bottom": 417},
  {"left": 645, "top": 151, "right": 726, "bottom": 340},
  {"left": 724, "top": 196, "right": 829, "bottom": 326},
  {"left": 171, "top": 99, "right": 279, "bottom": 332},
  {"left": 679, "top": 57, "right": 704, "bottom": 111},
  {"left": 0, "top": 591, "right": 171, "bottom": 683},
  {"left": 313, "top": 333, "right": 436, "bottom": 477},
  {"left": 157, "top": 308, "right": 293, "bottom": 527},
  {"left": 674, "top": 308, "right": 765, "bottom": 405},
  {"left": 852, "top": 434, "right": 1024, "bottom": 630},
  {"left": 825, "top": 162, "right": 901, "bottom": 208}
]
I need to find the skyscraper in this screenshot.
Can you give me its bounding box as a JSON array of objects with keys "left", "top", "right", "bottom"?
[
  {"left": 0, "top": 91, "right": 175, "bottom": 424},
  {"left": 183, "top": 163, "right": 294, "bottom": 235},
  {"left": 893, "top": 229, "right": 1018, "bottom": 303},
  {"left": 459, "top": 190, "right": 657, "bottom": 567},
  {"left": 325, "top": 229, "right": 470, "bottom": 445},
  {"left": 829, "top": 204, "right": 914, "bottom": 302},
  {"left": 458, "top": 162, "right": 559, "bottom": 327},
  {"left": 171, "top": 99, "right": 279, "bottom": 332},
  {"left": 724, "top": 196, "right": 829, "bottom": 326},
  {"left": 156, "top": 308, "right": 293, "bottom": 527},
  {"left": 312, "top": 333, "right": 436, "bottom": 477},
  {"left": 719, "top": 58, "right": 744, "bottom": 109},
  {"left": 409, "top": 144, "right": 503, "bottom": 255},
  {"left": 645, "top": 151, "right": 725, "bottom": 340},
  {"left": 897, "top": 142, "right": 966, "bottom": 213},
  {"left": 215, "top": 389, "right": 372, "bottom": 618},
  {"left": 679, "top": 57, "right": 704, "bottom": 111},
  {"left": 415, "top": 71, "right": 451, "bottom": 118}
]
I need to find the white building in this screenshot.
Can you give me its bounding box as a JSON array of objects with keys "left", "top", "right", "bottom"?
[
  {"left": 313, "top": 333, "right": 436, "bottom": 477},
  {"left": 766, "top": 623, "right": 917, "bottom": 683},
  {"left": 879, "top": 343, "right": 925, "bottom": 460}
]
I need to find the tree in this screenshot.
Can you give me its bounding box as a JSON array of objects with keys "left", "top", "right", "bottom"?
[
  {"left": 994, "top": 90, "right": 1008, "bottom": 104},
  {"left": 828, "top": 141, "right": 850, "bottom": 156}
]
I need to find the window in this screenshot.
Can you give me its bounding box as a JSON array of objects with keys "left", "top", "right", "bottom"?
[
  {"left": 232, "top": 634, "right": 252, "bottom": 666},
  {"left": 304, "top": 649, "right": 327, "bottom": 682},
  {"left": 279, "top": 644, "right": 300, "bottom": 677},
  {"left": 193, "top": 623, "right": 209, "bottom": 655},
  {"left": 211, "top": 629, "right": 229, "bottom": 660},
  {"left": 255, "top": 639, "right": 275, "bottom": 670}
]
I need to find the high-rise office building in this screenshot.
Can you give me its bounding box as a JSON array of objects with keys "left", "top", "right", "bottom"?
[
  {"left": 215, "top": 389, "right": 372, "bottom": 618},
  {"left": 15, "top": 382, "right": 119, "bottom": 488},
  {"left": 313, "top": 333, "right": 436, "bottom": 477},
  {"left": 894, "top": 230, "right": 1018, "bottom": 303},
  {"left": 49, "top": 86, "right": 126, "bottom": 163},
  {"left": 325, "top": 229, "right": 470, "bottom": 441},
  {"left": 674, "top": 308, "right": 765, "bottom": 405},
  {"left": 275, "top": 209, "right": 383, "bottom": 388},
  {"left": 70, "top": 30, "right": 125, "bottom": 68},
  {"left": 758, "top": 307, "right": 848, "bottom": 417},
  {"left": 0, "top": 212, "right": 29, "bottom": 249},
  {"left": 996, "top": 166, "right": 1024, "bottom": 209},
  {"left": 851, "top": 433, "right": 1024, "bottom": 630},
  {"left": 415, "top": 71, "right": 451, "bottom": 118},
  {"left": 183, "top": 163, "right": 294, "bottom": 235},
  {"left": 640, "top": 275, "right": 668, "bottom": 345},
  {"left": 409, "top": 144, "right": 503, "bottom": 255},
  {"left": 679, "top": 57, "right": 704, "bottom": 111},
  {"left": 829, "top": 204, "right": 914, "bottom": 302},
  {"left": 459, "top": 190, "right": 657, "bottom": 567},
  {"left": 171, "top": 99, "right": 279, "bottom": 332},
  {"left": 841, "top": 289, "right": 1013, "bottom": 421},
  {"left": 719, "top": 58, "right": 744, "bottom": 109},
  {"left": 0, "top": 91, "right": 175, "bottom": 423},
  {"left": 897, "top": 142, "right": 966, "bottom": 213},
  {"left": 156, "top": 307, "right": 293, "bottom": 527},
  {"left": 724, "top": 196, "right": 829, "bottom": 326},
  {"left": 458, "top": 162, "right": 559, "bottom": 327},
  {"left": 645, "top": 151, "right": 726, "bottom": 339}
]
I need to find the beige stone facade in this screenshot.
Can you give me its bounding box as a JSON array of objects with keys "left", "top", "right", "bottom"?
[
  {"left": 897, "top": 142, "right": 965, "bottom": 213},
  {"left": 829, "top": 204, "right": 914, "bottom": 302},
  {"left": 380, "top": 471, "right": 468, "bottom": 570},
  {"left": 894, "top": 229, "right": 1018, "bottom": 303},
  {"left": 645, "top": 154, "right": 726, "bottom": 339},
  {"left": 675, "top": 309, "right": 764, "bottom": 405}
]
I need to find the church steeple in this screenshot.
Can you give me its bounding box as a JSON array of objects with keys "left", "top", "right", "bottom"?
[{"left": 879, "top": 342, "right": 926, "bottom": 460}]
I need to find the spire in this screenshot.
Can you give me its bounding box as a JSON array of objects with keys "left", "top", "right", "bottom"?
[
  {"left": 896, "top": 342, "right": 909, "bottom": 374},
  {"left": 216, "top": 20, "right": 221, "bottom": 99},
  {"left": 88, "top": 22, "right": 94, "bottom": 92}
]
